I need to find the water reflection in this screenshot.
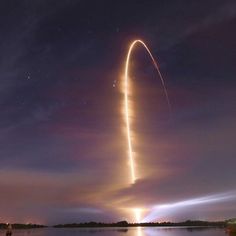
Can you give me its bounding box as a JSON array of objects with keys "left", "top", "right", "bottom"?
[
  {"left": 0, "top": 227, "right": 227, "bottom": 236},
  {"left": 137, "top": 227, "right": 143, "bottom": 236}
]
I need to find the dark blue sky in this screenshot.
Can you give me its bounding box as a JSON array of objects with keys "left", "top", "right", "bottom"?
[{"left": 0, "top": 0, "right": 236, "bottom": 224}]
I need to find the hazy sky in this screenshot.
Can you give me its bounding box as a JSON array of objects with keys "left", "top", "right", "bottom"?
[{"left": 0, "top": 0, "right": 236, "bottom": 224}]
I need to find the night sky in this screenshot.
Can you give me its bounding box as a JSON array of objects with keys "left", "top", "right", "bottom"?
[{"left": 1, "top": 0, "right": 236, "bottom": 224}]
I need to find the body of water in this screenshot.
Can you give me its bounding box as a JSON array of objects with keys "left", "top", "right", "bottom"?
[{"left": 0, "top": 227, "right": 229, "bottom": 236}]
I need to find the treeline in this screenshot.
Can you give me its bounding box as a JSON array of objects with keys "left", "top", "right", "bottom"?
[
  {"left": 0, "top": 223, "right": 47, "bottom": 229},
  {"left": 54, "top": 221, "right": 130, "bottom": 228},
  {"left": 138, "top": 220, "right": 227, "bottom": 227},
  {"left": 0, "top": 220, "right": 227, "bottom": 229},
  {"left": 54, "top": 220, "right": 227, "bottom": 228}
]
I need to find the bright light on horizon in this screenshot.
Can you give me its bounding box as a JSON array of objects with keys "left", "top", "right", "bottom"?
[{"left": 134, "top": 208, "right": 143, "bottom": 223}]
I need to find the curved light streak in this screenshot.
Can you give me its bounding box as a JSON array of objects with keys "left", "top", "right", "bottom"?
[{"left": 124, "top": 39, "right": 171, "bottom": 184}]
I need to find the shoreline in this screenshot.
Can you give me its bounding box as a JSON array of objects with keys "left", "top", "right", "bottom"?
[
  {"left": 0, "top": 220, "right": 227, "bottom": 229},
  {"left": 53, "top": 221, "right": 227, "bottom": 228}
]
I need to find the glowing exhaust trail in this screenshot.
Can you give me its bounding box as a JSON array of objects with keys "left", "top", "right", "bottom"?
[
  {"left": 124, "top": 39, "right": 170, "bottom": 184},
  {"left": 142, "top": 191, "right": 236, "bottom": 222}
]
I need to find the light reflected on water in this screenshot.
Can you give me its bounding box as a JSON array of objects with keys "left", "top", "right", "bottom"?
[
  {"left": 137, "top": 227, "right": 143, "bottom": 236},
  {"left": 0, "top": 227, "right": 228, "bottom": 236}
]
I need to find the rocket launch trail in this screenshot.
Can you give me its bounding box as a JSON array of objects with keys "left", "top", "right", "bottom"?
[{"left": 124, "top": 39, "right": 171, "bottom": 184}]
